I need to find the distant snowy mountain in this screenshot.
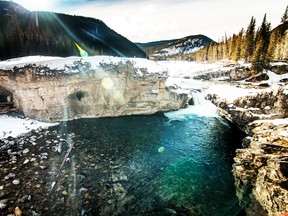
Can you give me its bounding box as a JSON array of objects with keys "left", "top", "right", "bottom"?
[{"left": 137, "top": 35, "right": 214, "bottom": 60}]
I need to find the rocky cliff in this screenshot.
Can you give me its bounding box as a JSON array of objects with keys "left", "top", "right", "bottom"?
[
  {"left": 0, "top": 56, "right": 189, "bottom": 121},
  {"left": 207, "top": 85, "right": 288, "bottom": 132},
  {"left": 207, "top": 83, "right": 288, "bottom": 216}
]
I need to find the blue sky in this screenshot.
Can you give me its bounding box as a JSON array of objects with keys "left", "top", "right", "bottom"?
[{"left": 8, "top": 0, "right": 288, "bottom": 42}]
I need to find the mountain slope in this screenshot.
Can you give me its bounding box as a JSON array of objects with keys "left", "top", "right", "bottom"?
[
  {"left": 269, "top": 21, "right": 288, "bottom": 61},
  {"left": 0, "top": 1, "right": 147, "bottom": 60},
  {"left": 137, "top": 35, "right": 214, "bottom": 60}
]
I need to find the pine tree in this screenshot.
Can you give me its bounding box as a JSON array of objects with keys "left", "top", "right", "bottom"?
[
  {"left": 281, "top": 5, "right": 288, "bottom": 23},
  {"left": 232, "top": 28, "right": 244, "bottom": 61},
  {"left": 267, "top": 28, "right": 280, "bottom": 61},
  {"left": 251, "top": 14, "right": 271, "bottom": 73},
  {"left": 242, "top": 17, "right": 256, "bottom": 62}
]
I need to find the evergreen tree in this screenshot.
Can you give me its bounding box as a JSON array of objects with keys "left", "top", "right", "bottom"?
[
  {"left": 281, "top": 5, "right": 288, "bottom": 23},
  {"left": 251, "top": 14, "right": 271, "bottom": 73},
  {"left": 232, "top": 28, "right": 244, "bottom": 61},
  {"left": 242, "top": 17, "right": 256, "bottom": 62},
  {"left": 267, "top": 28, "right": 280, "bottom": 60}
]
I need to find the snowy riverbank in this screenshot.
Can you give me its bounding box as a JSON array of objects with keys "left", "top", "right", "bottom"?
[{"left": 0, "top": 115, "right": 58, "bottom": 139}]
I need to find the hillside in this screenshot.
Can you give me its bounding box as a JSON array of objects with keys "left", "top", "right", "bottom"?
[
  {"left": 0, "top": 1, "right": 147, "bottom": 60},
  {"left": 137, "top": 35, "right": 214, "bottom": 60},
  {"left": 268, "top": 21, "right": 288, "bottom": 61}
]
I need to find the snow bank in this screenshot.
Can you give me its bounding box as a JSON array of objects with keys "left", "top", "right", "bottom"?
[
  {"left": 266, "top": 70, "right": 288, "bottom": 87},
  {"left": 205, "top": 84, "right": 272, "bottom": 102},
  {"left": 157, "top": 61, "right": 224, "bottom": 78},
  {"left": 0, "top": 115, "right": 58, "bottom": 139}
]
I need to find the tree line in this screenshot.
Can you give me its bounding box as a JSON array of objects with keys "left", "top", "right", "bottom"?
[
  {"left": 0, "top": 11, "right": 79, "bottom": 60},
  {"left": 0, "top": 7, "right": 147, "bottom": 60},
  {"left": 192, "top": 5, "right": 288, "bottom": 72}
]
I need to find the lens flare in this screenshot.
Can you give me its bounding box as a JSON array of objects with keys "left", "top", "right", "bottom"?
[
  {"left": 75, "top": 43, "right": 88, "bottom": 57},
  {"left": 113, "top": 90, "right": 125, "bottom": 105},
  {"left": 101, "top": 77, "right": 114, "bottom": 90},
  {"left": 158, "top": 147, "right": 165, "bottom": 153}
]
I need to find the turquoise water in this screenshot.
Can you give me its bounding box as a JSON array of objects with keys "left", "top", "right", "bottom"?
[{"left": 47, "top": 107, "right": 245, "bottom": 215}]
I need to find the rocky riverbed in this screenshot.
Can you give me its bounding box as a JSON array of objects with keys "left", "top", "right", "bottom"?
[
  {"left": 0, "top": 125, "right": 130, "bottom": 216},
  {"left": 0, "top": 113, "right": 246, "bottom": 216},
  {"left": 0, "top": 127, "right": 78, "bottom": 215}
]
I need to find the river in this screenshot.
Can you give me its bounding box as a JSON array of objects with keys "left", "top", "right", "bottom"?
[{"left": 41, "top": 94, "right": 246, "bottom": 215}]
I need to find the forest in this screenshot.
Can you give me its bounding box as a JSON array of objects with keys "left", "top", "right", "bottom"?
[
  {"left": 0, "top": 1, "right": 147, "bottom": 60},
  {"left": 192, "top": 6, "right": 288, "bottom": 72}
]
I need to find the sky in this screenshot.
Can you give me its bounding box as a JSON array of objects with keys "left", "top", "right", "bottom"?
[{"left": 7, "top": 0, "right": 288, "bottom": 43}]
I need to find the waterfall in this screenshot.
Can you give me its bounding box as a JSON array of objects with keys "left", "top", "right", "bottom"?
[
  {"left": 190, "top": 90, "right": 206, "bottom": 106},
  {"left": 164, "top": 90, "right": 219, "bottom": 120}
]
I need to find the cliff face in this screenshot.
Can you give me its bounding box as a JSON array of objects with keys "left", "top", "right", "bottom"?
[
  {"left": 234, "top": 120, "right": 288, "bottom": 216},
  {"left": 207, "top": 84, "right": 288, "bottom": 215},
  {"left": 207, "top": 85, "right": 288, "bottom": 132},
  {"left": 0, "top": 56, "right": 188, "bottom": 121}
]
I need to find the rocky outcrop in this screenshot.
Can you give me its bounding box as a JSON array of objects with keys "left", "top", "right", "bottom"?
[
  {"left": 207, "top": 85, "right": 288, "bottom": 132},
  {"left": 0, "top": 57, "right": 189, "bottom": 121},
  {"left": 193, "top": 65, "right": 251, "bottom": 81},
  {"left": 207, "top": 84, "right": 288, "bottom": 216},
  {"left": 233, "top": 120, "right": 288, "bottom": 216}
]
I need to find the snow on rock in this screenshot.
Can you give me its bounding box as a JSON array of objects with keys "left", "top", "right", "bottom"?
[
  {"left": 284, "top": 85, "right": 288, "bottom": 95},
  {"left": 266, "top": 70, "right": 288, "bottom": 86},
  {"left": 280, "top": 131, "right": 288, "bottom": 137},
  {"left": 0, "top": 55, "right": 167, "bottom": 78},
  {"left": 205, "top": 84, "right": 272, "bottom": 102},
  {"left": 252, "top": 118, "right": 288, "bottom": 126},
  {"left": 0, "top": 115, "right": 58, "bottom": 139}
]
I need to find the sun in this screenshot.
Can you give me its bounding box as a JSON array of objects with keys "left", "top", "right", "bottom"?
[{"left": 12, "top": 0, "right": 55, "bottom": 12}]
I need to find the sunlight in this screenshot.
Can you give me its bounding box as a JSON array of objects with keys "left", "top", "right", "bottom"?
[
  {"left": 13, "top": 0, "right": 55, "bottom": 11},
  {"left": 101, "top": 77, "right": 114, "bottom": 90},
  {"left": 113, "top": 90, "right": 125, "bottom": 105},
  {"left": 74, "top": 43, "right": 88, "bottom": 57}
]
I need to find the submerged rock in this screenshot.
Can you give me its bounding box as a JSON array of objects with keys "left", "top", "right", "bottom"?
[{"left": 12, "top": 180, "right": 20, "bottom": 185}]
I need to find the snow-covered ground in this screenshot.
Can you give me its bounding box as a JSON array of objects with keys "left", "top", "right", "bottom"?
[
  {"left": 158, "top": 60, "right": 229, "bottom": 78},
  {"left": 0, "top": 115, "right": 58, "bottom": 139},
  {"left": 159, "top": 60, "right": 288, "bottom": 101}
]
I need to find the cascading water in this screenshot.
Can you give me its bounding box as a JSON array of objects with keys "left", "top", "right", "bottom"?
[
  {"left": 191, "top": 90, "right": 206, "bottom": 105},
  {"left": 164, "top": 90, "right": 219, "bottom": 120}
]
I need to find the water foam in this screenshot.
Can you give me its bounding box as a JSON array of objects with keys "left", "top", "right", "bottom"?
[{"left": 164, "top": 91, "right": 219, "bottom": 121}]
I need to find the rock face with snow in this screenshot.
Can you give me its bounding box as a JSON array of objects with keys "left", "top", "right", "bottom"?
[
  {"left": 207, "top": 83, "right": 288, "bottom": 216},
  {"left": 0, "top": 56, "right": 189, "bottom": 121},
  {"left": 207, "top": 85, "right": 288, "bottom": 132}
]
